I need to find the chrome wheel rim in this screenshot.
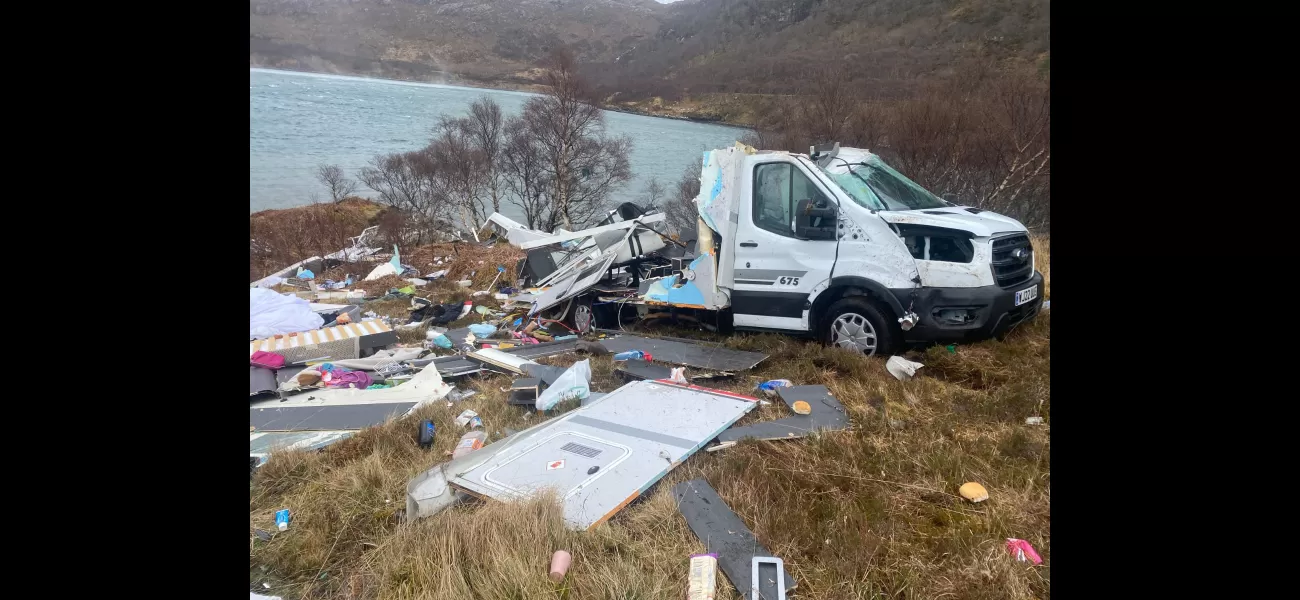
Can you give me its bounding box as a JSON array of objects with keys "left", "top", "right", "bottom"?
[
  {"left": 831, "top": 313, "right": 878, "bottom": 356},
  {"left": 573, "top": 304, "right": 593, "bottom": 333}
]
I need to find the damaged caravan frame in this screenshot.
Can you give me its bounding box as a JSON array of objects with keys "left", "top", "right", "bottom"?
[{"left": 488, "top": 142, "right": 1044, "bottom": 356}]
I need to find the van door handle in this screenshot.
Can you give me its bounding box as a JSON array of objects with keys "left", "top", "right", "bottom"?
[{"left": 740, "top": 241, "right": 758, "bottom": 247}]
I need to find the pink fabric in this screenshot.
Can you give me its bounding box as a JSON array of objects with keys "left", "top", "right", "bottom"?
[
  {"left": 1005, "top": 538, "right": 1042, "bottom": 565},
  {"left": 325, "top": 371, "right": 373, "bottom": 390},
  {"left": 250, "top": 351, "right": 286, "bottom": 369}
]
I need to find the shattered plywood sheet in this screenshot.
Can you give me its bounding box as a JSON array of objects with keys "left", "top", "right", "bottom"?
[
  {"left": 673, "top": 478, "right": 796, "bottom": 600},
  {"left": 449, "top": 380, "right": 757, "bottom": 530},
  {"left": 250, "top": 402, "right": 417, "bottom": 432},
  {"left": 713, "top": 385, "right": 848, "bottom": 448},
  {"left": 600, "top": 335, "right": 767, "bottom": 371}
]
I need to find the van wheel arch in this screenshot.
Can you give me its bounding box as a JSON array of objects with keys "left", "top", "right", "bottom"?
[{"left": 810, "top": 278, "right": 904, "bottom": 333}]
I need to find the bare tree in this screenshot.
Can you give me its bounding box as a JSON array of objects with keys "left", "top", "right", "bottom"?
[
  {"left": 519, "top": 47, "right": 631, "bottom": 230},
  {"left": 663, "top": 163, "right": 701, "bottom": 237},
  {"left": 464, "top": 97, "right": 505, "bottom": 214},
  {"left": 501, "top": 115, "right": 553, "bottom": 229},
  {"left": 798, "top": 66, "right": 854, "bottom": 144},
  {"left": 357, "top": 151, "right": 457, "bottom": 242},
  {"left": 428, "top": 119, "right": 490, "bottom": 236},
  {"left": 315, "top": 164, "right": 358, "bottom": 202},
  {"left": 639, "top": 177, "right": 666, "bottom": 211}
]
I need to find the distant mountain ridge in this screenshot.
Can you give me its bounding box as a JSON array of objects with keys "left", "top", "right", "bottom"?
[{"left": 250, "top": 0, "right": 1049, "bottom": 94}]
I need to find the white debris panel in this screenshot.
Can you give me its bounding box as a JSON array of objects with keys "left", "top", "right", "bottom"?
[{"left": 425, "top": 380, "right": 758, "bottom": 529}]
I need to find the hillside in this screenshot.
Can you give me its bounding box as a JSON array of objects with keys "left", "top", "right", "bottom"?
[
  {"left": 251, "top": 0, "right": 1049, "bottom": 95},
  {"left": 249, "top": 0, "right": 666, "bottom": 85},
  {"left": 589, "top": 0, "right": 1050, "bottom": 98}
]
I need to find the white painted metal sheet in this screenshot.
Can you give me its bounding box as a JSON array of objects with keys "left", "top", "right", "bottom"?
[{"left": 449, "top": 380, "right": 757, "bottom": 529}]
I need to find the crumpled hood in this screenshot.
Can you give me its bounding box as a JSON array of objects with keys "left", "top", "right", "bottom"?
[{"left": 878, "top": 208, "right": 1028, "bottom": 238}]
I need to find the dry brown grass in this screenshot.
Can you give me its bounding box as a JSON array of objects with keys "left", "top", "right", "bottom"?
[{"left": 251, "top": 239, "right": 1050, "bottom": 599}]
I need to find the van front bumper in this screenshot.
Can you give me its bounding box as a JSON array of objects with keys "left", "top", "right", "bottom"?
[{"left": 889, "top": 272, "right": 1044, "bottom": 344}]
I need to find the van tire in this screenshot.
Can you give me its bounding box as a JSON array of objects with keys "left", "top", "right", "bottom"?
[
  {"left": 565, "top": 295, "right": 596, "bottom": 335},
  {"left": 819, "top": 297, "right": 896, "bottom": 357}
]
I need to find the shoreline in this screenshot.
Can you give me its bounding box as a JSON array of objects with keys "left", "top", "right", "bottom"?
[{"left": 249, "top": 65, "right": 751, "bottom": 130}]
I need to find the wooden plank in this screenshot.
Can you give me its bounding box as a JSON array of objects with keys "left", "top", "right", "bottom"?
[{"left": 672, "top": 479, "right": 795, "bottom": 599}]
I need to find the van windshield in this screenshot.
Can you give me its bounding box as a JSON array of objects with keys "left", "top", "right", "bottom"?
[{"left": 821, "top": 155, "right": 950, "bottom": 211}]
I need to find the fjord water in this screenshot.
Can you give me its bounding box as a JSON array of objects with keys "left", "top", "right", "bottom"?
[{"left": 250, "top": 68, "right": 747, "bottom": 221}]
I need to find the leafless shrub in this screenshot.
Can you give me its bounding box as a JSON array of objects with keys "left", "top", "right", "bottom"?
[
  {"left": 314, "top": 164, "right": 358, "bottom": 202},
  {"left": 756, "top": 64, "right": 1050, "bottom": 228},
  {"left": 663, "top": 163, "right": 702, "bottom": 237}
]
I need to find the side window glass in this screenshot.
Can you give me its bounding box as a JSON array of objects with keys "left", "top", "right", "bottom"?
[
  {"left": 753, "top": 163, "right": 794, "bottom": 236},
  {"left": 791, "top": 166, "right": 831, "bottom": 209}
]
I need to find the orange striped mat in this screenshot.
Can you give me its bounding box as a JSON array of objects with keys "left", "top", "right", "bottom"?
[{"left": 249, "top": 320, "right": 392, "bottom": 355}]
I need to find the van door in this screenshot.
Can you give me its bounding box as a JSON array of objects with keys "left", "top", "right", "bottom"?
[{"left": 732, "top": 158, "right": 838, "bottom": 330}]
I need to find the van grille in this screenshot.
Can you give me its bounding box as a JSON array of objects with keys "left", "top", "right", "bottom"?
[{"left": 990, "top": 235, "right": 1034, "bottom": 288}]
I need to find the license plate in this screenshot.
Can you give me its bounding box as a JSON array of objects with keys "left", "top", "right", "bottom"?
[{"left": 1015, "top": 285, "right": 1038, "bottom": 306}]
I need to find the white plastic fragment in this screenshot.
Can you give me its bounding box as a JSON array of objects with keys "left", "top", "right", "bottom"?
[
  {"left": 885, "top": 356, "right": 924, "bottom": 381},
  {"left": 898, "top": 312, "right": 919, "bottom": 331}
]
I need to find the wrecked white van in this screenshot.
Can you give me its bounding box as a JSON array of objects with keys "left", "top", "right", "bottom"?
[{"left": 494, "top": 142, "right": 1044, "bottom": 356}]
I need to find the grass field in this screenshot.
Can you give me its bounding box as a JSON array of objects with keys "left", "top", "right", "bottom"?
[{"left": 250, "top": 238, "right": 1050, "bottom": 600}]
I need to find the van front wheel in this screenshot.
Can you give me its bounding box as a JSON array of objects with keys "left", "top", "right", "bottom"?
[{"left": 819, "top": 298, "right": 896, "bottom": 357}]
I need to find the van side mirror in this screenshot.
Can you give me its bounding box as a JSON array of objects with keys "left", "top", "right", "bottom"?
[{"left": 795, "top": 198, "right": 838, "bottom": 240}]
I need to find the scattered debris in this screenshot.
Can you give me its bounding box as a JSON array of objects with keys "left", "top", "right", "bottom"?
[
  {"left": 1042, "top": 300, "right": 1050, "bottom": 310},
  {"left": 673, "top": 479, "right": 796, "bottom": 599},
  {"left": 791, "top": 400, "right": 811, "bottom": 415},
  {"left": 251, "top": 431, "right": 355, "bottom": 466},
  {"left": 615, "top": 358, "right": 674, "bottom": 383},
  {"left": 251, "top": 365, "right": 451, "bottom": 431},
  {"left": 601, "top": 335, "right": 768, "bottom": 371},
  {"left": 898, "top": 311, "right": 919, "bottom": 331},
  {"left": 1005, "top": 538, "right": 1043, "bottom": 565},
  {"left": 712, "top": 385, "right": 849, "bottom": 450},
  {"left": 454, "top": 410, "right": 480, "bottom": 428},
  {"left": 534, "top": 359, "right": 592, "bottom": 410},
  {"left": 418, "top": 419, "right": 436, "bottom": 448},
  {"left": 575, "top": 340, "right": 611, "bottom": 355},
  {"left": 613, "top": 350, "right": 653, "bottom": 361},
  {"left": 885, "top": 356, "right": 924, "bottom": 381},
  {"left": 958, "top": 482, "right": 989, "bottom": 503},
  {"left": 509, "top": 377, "right": 543, "bottom": 406},
  {"left": 752, "top": 557, "right": 788, "bottom": 600},
  {"left": 254, "top": 529, "right": 274, "bottom": 542},
  {"left": 250, "top": 287, "right": 325, "bottom": 339},
  {"left": 453, "top": 430, "right": 488, "bottom": 458},
  {"left": 468, "top": 348, "right": 538, "bottom": 375},
  {"left": 755, "top": 379, "right": 793, "bottom": 397},
  {"left": 441, "top": 380, "right": 757, "bottom": 529},
  {"left": 549, "top": 550, "right": 573, "bottom": 583},
  {"left": 1025, "top": 416, "right": 1045, "bottom": 425},
  {"left": 687, "top": 554, "right": 719, "bottom": 600},
  {"left": 275, "top": 509, "right": 291, "bottom": 531}
]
